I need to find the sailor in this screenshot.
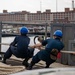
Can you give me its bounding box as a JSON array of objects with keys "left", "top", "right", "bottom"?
[
  {"left": 2, "top": 27, "right": 34, "bottom": 67},
  {"left": 28, "top": 30, "right": 64, "bottom": 69}
]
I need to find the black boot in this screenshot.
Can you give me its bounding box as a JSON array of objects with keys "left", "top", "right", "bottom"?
[
  {"left": 45, "top": 65, "right": 49, "bottom": 68},
  {"left": 45, "top": 63, "right": 50, "bottom": 68},
  {"left": 22, "top": 59, "right": 29, "bottom": 68},
  {"left": 27, "top": 62, "right": 35, "bottom": 70},
  {"left": 27, "top": 64, "right": 33, "bottom": 70}
]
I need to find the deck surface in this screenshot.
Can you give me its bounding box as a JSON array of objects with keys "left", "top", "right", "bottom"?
[{"left": 0, "top": 56, "right": 75, "bottom": 75}]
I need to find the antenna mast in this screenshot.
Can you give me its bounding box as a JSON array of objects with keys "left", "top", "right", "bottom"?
[
  {"left": 40, "top": 0, "right": 42, "bottom": 12},
  {"left": 72, "top": 0, "right": 74, "bottom": 9}
]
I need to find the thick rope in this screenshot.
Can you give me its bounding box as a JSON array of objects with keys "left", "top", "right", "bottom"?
[{"left": 0, "top": 62, "right": 25, "bottom": 75}]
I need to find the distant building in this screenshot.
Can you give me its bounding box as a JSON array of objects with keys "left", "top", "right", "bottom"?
[
  {"left": 51, "top": 8, "right": 75, "bottom": 23},
  {"left": 0, "top": 8, "right": 75, "bottom": 24}
]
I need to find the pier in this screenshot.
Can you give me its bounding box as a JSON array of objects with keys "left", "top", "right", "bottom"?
[
  {"left": 1, "top": 0, "right": 75, "bottom": 74},
  {"left": 0, "top": 56, "right": 75, "bottom": 75},
  {"left": 0, "top": 22, "right": 75, "bottom": 75},
  {"left": 0, "top": 22, "right": 50, "bottom": 74}
]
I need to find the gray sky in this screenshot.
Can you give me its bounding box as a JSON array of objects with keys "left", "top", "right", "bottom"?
[{"left": 0, "top": 0, "right": 73, "bottom": 13}]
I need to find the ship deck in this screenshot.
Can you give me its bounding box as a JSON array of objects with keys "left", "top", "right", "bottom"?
[{"left": 0, "top": 55, "right": 75, "bottom": 75}]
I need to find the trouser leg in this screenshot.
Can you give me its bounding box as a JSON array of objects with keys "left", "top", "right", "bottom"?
[
  {"left": 45, "top": 62, "right": 51, "bottom": 68},
  {"left": 27, "top": 54, "right": 40, "bottom": 70},
  {"left": 45, "top": 59, "right": 55, "bottom": 68},
  {"left": 22, "top": 47, "right": 35, "bottom": 67},
  {"left": 3, "top": 46, "right": 13, "bottom": 63},
  {"left": 28, "top": 47, "right": 35, "bottom": 58},
  {"left": 22, "top": 57, "right": 30, "bottom": 67}
]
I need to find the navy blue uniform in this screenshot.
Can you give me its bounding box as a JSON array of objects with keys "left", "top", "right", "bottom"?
[
  {"left": 3, "top": 35, "right": 30, "bottom": 60},
  {"left": 30, "top": 38, "right": 64, "bottom": 68}
]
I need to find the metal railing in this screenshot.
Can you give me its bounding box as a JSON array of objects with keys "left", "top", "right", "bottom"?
[{"left": 0, "top": 21, "right": 49, "bottom": 53}]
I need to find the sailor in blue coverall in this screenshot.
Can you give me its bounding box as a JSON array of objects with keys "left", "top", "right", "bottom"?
[
  {"left": 28, "top": 30, "right": 64, "bottom": 69},
  {"left": 2, "top": 27, "right": 34, "bottom": 67}
]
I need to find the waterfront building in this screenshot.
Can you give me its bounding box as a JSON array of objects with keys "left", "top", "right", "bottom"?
[{"left": 0, "top": 8, "right": 75, "bottom": 24}]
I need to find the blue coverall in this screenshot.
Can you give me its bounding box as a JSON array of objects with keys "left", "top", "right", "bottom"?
[
  {"left": 30, "top": 38, "right": 64, "bottom": 68},
  {"left": 3, "top": 35, "right": 34, "bottom": 63}
]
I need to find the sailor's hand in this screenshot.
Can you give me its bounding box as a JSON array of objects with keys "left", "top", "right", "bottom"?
[
  {"left": 72, "top": 53, "right": 75, "bottom": 55},
  {"left": 30, "top": 45, "right": 35, "bottom": 48}
]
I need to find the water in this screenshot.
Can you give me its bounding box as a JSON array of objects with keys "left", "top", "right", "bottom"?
[{"left": 1, "top": 36, "right": 40, "bottom": 55}]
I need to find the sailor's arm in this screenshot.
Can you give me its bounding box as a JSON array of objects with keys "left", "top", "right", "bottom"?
[{"left": 30, "top": 43, "right": 42, "bottom": 49}]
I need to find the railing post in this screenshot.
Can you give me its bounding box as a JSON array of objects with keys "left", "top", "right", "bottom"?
[
  {"left": 0, "top": 21, "right": 2, "bottom": 52},
  {"left": 45, "top": 23, "right": 48, "bottom": 39}
]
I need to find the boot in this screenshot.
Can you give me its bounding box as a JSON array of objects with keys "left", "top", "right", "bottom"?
[
  {"left": 27, "top": 64, "right": 33, "bottom": 70},
  {"left": 45, "top": 64, "right": 50, "bottom": 68},
  {"left": 22, "top": 60, "right": 29, "bottom": 68},
  {"left": 45, "top": 65, "right": 49, "bottom": 68},
  {"left": 27, "top": 62, "right": 35, "bottom": 70}
]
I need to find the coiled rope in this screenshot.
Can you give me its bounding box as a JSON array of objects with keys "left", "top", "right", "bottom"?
[{"left": 0, "top": 62, "right": 25, "bottom": 75}]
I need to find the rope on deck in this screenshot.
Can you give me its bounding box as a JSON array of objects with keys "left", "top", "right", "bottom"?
[{"left": 0, "top": 62, "right": 25, "bottom": 75}]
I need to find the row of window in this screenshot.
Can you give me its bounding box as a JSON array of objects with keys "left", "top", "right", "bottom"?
[{"left": 0, "top": 12, "right": 75, "bottom": 21}]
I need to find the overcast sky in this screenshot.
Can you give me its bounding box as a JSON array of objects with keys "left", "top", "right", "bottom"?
[{"left": 0, "top": 0, "right": 74, "bottom": 13}]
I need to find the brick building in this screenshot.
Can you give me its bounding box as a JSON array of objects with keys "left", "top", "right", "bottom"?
[
  {"left": 51, "top": 8, "right": 75, "bottom": 23},
  {"left": 0, "top": 8, "right": 75, "bottom": 24}
]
